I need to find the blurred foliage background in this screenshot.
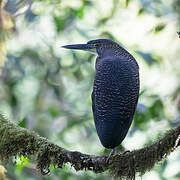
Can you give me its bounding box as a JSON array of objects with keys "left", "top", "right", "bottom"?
[{"left": 0, "top": 0, "right": 180, "bottom": 179}]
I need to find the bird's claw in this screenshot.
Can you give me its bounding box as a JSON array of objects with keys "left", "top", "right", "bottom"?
[{"left": 106, "top": 149, "right": 115, "bottom": 164}]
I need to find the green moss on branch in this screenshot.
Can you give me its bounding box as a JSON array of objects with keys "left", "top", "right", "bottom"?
[{"left": 0, "top": 114, "right": 180, "bottom": 179}]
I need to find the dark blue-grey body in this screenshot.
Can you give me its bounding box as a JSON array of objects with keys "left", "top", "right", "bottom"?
[
  {"left": 62, "top": 39, "right": 139, "bottom": 150},
  {"left": 90, "top": 39, "right": 139, "bottom": 149}
]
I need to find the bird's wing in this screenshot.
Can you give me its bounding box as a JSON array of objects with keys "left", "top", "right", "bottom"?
[{"left": 92, "top": 56, "right": 139, "bottom": 148}]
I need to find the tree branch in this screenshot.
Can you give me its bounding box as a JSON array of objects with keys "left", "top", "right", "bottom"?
[{"left": 0, "top": 114, "right": 180, "bottom": 180}]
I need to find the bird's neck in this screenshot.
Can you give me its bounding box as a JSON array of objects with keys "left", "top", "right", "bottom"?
[
  {"left": 96, "top": 45, "right": 138, "bottom": 70},
  {"left": 99, "top": 45, "right": 133, "bottom": 60}
]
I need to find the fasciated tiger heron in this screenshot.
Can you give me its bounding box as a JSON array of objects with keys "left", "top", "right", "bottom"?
[{"left": 62, "top": 39, "right": 140, "bottom": 162}]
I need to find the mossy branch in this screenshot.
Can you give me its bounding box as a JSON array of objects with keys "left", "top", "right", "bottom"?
[{"left": 0, "top": 114, "right": 180, "bottom": 180}]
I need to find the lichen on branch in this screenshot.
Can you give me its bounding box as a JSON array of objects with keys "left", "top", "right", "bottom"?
[{"left": 0, "top": 113, "right": 180, "bottom": 180}]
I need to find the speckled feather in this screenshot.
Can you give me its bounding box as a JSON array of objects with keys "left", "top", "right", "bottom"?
[
  {"left": 92, "top": 44, "right": 139, "bottom": 149},
  {"left": 62, "top": 39, "right": 139, "bottom": 150}
]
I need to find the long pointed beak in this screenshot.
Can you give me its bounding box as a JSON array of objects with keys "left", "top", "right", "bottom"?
[
  {"left": 62, "top": 43, "right": 95, "bottom": 50},
  {"left": 61, "top": 43, "right": 97, "bottom": 54}
]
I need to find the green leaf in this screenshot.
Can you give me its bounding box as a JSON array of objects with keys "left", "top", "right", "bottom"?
[
  {"left": 154, "top": 23, "right": 166, "bottom": 33},
  {"left": 15, "top": 156, "right": 29, "bottom": 171},
  {"left": 125, "top": 0, "right": 131, "bottom": 7},
  {"left": 49, "top": 106, "right": 59, "bottom": 117},
  {"left": 138, "top": 8, "right": 145, "bottom": 16},
  {"left": 53, "top": 16, "right": 65, "bottom": 33},
  {"left": 74, "top": 6, "right": 84, "bottom": 19},
  {"left": 149, "top": 99, "right": 164, "bottom": 119},
  {"left": 18, "top": 118, "right": 27, "bottom": 128}
]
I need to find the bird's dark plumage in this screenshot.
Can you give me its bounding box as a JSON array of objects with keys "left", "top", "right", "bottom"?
[
  {"left": 62, "top": 39, "right": 139, "bottom": 150},
  {"left": 92, "top": 56, "right": 139, "bottom": 148}
]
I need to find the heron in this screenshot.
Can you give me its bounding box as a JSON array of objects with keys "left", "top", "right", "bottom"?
[{"left": 62, "top": 39, "right": 140, "bottom": 162}]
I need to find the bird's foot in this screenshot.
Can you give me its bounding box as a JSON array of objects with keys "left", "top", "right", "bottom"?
[{"left": 106, "top": 148, "right": 115, "bottom": 164}]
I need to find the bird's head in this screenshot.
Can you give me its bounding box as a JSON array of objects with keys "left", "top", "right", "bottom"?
[{"left": 62, "top": 39, "right": 120, "bottom": 57}]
